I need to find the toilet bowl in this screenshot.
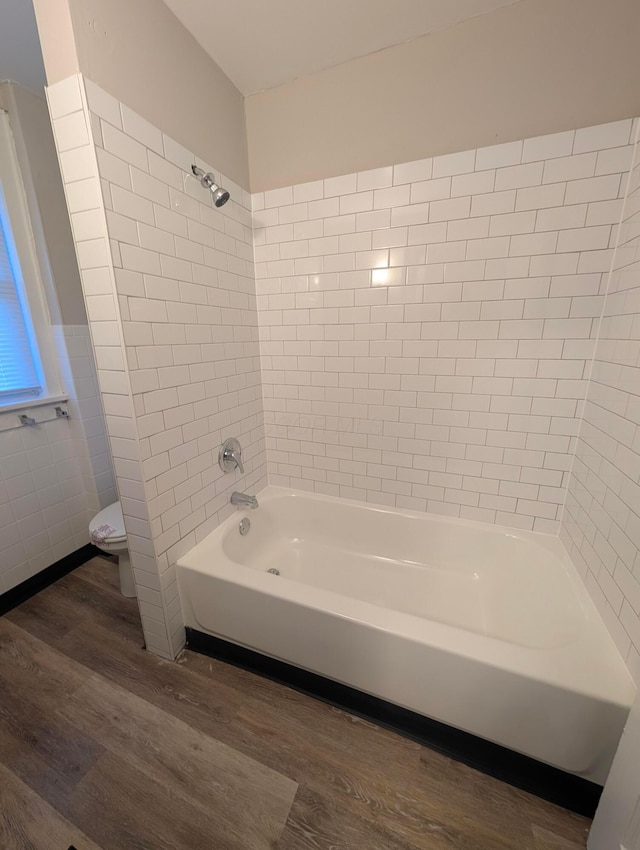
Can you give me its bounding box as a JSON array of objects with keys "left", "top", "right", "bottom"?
[{"left": 89, "top": 501, "right": 136, "bottom": 597}]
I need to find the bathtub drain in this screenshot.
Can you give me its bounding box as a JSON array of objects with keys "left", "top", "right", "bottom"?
[{"left": 267, "top": 568, "right": 280, "bottom": 575}]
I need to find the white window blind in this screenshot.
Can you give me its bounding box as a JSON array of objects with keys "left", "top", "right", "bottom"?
[
  {"left": 0, "top": 190, "right": 42, "bottom": 400},
  {"left": 0, "top": 107, "right": 47, "bottom": 407}
]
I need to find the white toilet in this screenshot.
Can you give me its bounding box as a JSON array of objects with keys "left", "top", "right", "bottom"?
[{"left": 89, "top": 501, "right": 136, "bottom": 597}]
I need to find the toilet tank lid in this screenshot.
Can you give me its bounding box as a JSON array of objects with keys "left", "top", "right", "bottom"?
[{"left": 89, "top": 501, "right": 126, "bottom": 539}]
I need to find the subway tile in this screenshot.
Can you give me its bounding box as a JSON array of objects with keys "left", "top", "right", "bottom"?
[
  {"left": 432, "top": 149, "right": 476, "bottom": 178},
  {"left": 556, "top": 225, "right": 612, "bottom": 253},
  {"left": 509, "top": 231, "right": 558, "bottom": 256},
  {"left": 429, "top": 196, "right": 471, "bottom": 222},
  {"left": 411, "top": 177, "right": 451, "bottom": 204},
  {"left": 71, "top": 208, "right": 107, "bottom": 242},
  {"left": 470, "top": 191, "right": 516, "bottom": 218},
  {"left": 374, "top": 185, "right": 411, "bottom": 209},
  {"left": 340, "top": 192, "right": 374, "bottom": 215},
  {"left": 293, "top": 180, "right": 324, "bottom": 203},
  {"left": 443, "top": 260, "right": 485, "bottom": 282},
  {"left": 84, "top": 79, "right": 122, "bottom": 128},
  {"left": 102, "top": 122, "right": 148, "bottom": 171},
  {"left": 131, "top": 168, "right": 171, "bottom": 207},
  {"left": 148, "top": 151, "right": 184, "bottom": 189},
  {"left": 373, "top": 227, "right": 408, "bottom": 249},
  {"left": 451, "top": 170, "right": 495, "bottom": 198},
  {"left": 573, "top": 119, "right": 634, "bottom": 153},
  {"left": 522, "top": 130, "right": 574, "bottom": 163},
  {"left": 59, "top": 146, "right": 97, "bottom": 183},
  {"left": 495, "top": 162, "right": 544, "bottom": 191},
  {"left": 65, "top": 176, "right": 105, "bottom": 214},
  {"left": 76, "top": 238, "right": 111, "bottom": 270},
  {"left": 585, "top": 199, "right": 623, "bottom": 227},
  {"left": 475, "top": 140, "right": 523, "bottom": 171},
  {"left": 542, "top": 152, "right": 597, "bottom": 184},
  {"left": 324, "top": 173, "right": 358, "bottom": 197},
  {"left": 515, "top": 182, "right": 566, "bottom": 211},
  {"left": 47, "top": 75, "right": 83, "bottom": 119},
  {"left": 111, "top": 185, "right": 155, "bottom": 225},
  {"left": 357, "top": 166, "right": 393, "bottom": 191},
  {"left": 484, "top": 255, "right": 532, "bottom": 280},
  {"left": 536, "top": 204, "right": 587, "bottom": 232},
  {"left": 596, "top": 146, "right": 635, "bottom": 176},
  {"left": 391, "top": 203, "right": 430, "bottom": 227},
  {"left": 466, "top": 236, "right": 510, "bottom": 260},
  {"left": 121, "top": 105, "right": 164, "bottom": 154},
  {"left": 54, "top": 110, "right": 90, "bottom": 152},
  {"left": 428, "top": 241, "right": 466, "bottom": 263},
  {"left": 279, "top": 203, "right": 309, "bottom": 224},
  {"left": 393, "top": 158, "right": 432, "bottom": 185},
  {"left": 120, "top": 244, "right": 162, "bottom": 275},
  {"left": 489, "top": 210, "right": 536, "bottom": 237},
  {"left": 390, "top": 246, "right": 426, "bottom": 267},
  {"left": 529, "top": 253, "right": 579, "bottom": 276},
  {"left": 565, "top": 174, "right": 622, "bottom": 205},
  {"left": 356, "top": 210, "right": 391, "bottom": 232},
  {"left": 160, "top": 137, "right": 194, "bottom": 175}
]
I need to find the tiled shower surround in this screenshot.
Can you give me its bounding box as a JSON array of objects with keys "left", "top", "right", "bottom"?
[
  {"left": 254, "top": 123, "right": 635, "bottom": 533},
  {"left": 47, "top": 72, "right": 640, "bottom": 671},
  {"left": 562, "top": 127, "right": 640, "bottom": 680},
  {"left": 48, "top": 75, "right": 265, "bottom": 658}
]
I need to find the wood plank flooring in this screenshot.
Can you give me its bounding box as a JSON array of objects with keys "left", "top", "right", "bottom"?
[{"left": 0, "top": 557, "right": 591, "bottom": 849}]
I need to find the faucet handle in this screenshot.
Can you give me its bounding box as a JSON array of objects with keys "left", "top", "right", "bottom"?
[
  {"left": 219, "top": 437, "right": 244, "bottom": 474},
  {"left": 228, "top": 449, "right": 244, "bottom": 474}
]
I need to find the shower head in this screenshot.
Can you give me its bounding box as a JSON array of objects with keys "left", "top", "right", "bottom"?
[{"left": 191, "top": 165, "right": 230, "bottom": 207}]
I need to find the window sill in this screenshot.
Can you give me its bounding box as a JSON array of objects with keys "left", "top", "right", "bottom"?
[
  {"left": 0, "top": 394, "right": 68, "bottom": 415},
  {"left": 0, "top": 395, "right": 70, "bottom": 433}
]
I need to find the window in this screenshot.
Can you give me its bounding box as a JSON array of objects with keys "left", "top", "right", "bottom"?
[
  {"left": 0, "top": 109, "right": 62, "bottom": 409},
  {"left": 0, "top": 177, "right": 44, "bottom": 402}
]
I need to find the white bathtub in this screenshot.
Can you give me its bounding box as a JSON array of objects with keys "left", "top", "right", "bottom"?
[{"left": 177, "top": 486, "right": 635, "bottom": 786}]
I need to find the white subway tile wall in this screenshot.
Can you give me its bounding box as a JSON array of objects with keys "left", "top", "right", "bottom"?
[
  {"left": 48, "top": 72, "right": 640, "bottom": 673},
  {"left": 0, "top": 324, "right": 115, "bottom": 594},
  {"left": 56, "top": 325, "right": 118, "bottom": 513},
  {"left": 47, "top": 76, "right": 265, "bottom": 658},
  {"left": 562, "top": 122, "right": 640, "bottom": 680},
  {"left": 253, "top": 121, "right": 635, "bottom": 533}
]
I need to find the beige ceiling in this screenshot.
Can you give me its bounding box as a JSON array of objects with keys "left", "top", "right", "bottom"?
[{"left": 162, "top": 0, "right": 521, "bottom": 96}]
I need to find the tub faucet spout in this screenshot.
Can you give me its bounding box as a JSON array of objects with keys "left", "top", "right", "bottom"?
[{"left": 230, "top": 491, "right": 258, "bottom": 509}]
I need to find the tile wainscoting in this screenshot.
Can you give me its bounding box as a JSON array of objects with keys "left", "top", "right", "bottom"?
[{"left": 0, "top": 324, "right": 115, "bottom": 594}]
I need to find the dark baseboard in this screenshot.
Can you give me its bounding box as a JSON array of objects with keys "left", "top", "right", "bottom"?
[
  {"left": 0, "top": 544, "right": 101, "bottom": 616},
  {"left": 185, "top": 627, "right": 602, "bottom": 818}
]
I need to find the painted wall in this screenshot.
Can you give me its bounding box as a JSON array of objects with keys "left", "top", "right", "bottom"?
[
  {"left": 245, "top": 0, "right": 640, "bottom": 191},
  {"left": 561, "top": 122, "right": 640, "bottom": 682},
  {"left": 254, "top": 120, "right": 635, "bottom": 533},
  {"left": 48, "top": 75, "right": 265, "bottom": 658},
  {"left": 32, "top": 0, "right": 249, "bottom": 190},
  {"left": 0, "top": 83, "right": 115, "bottom": 595}
]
